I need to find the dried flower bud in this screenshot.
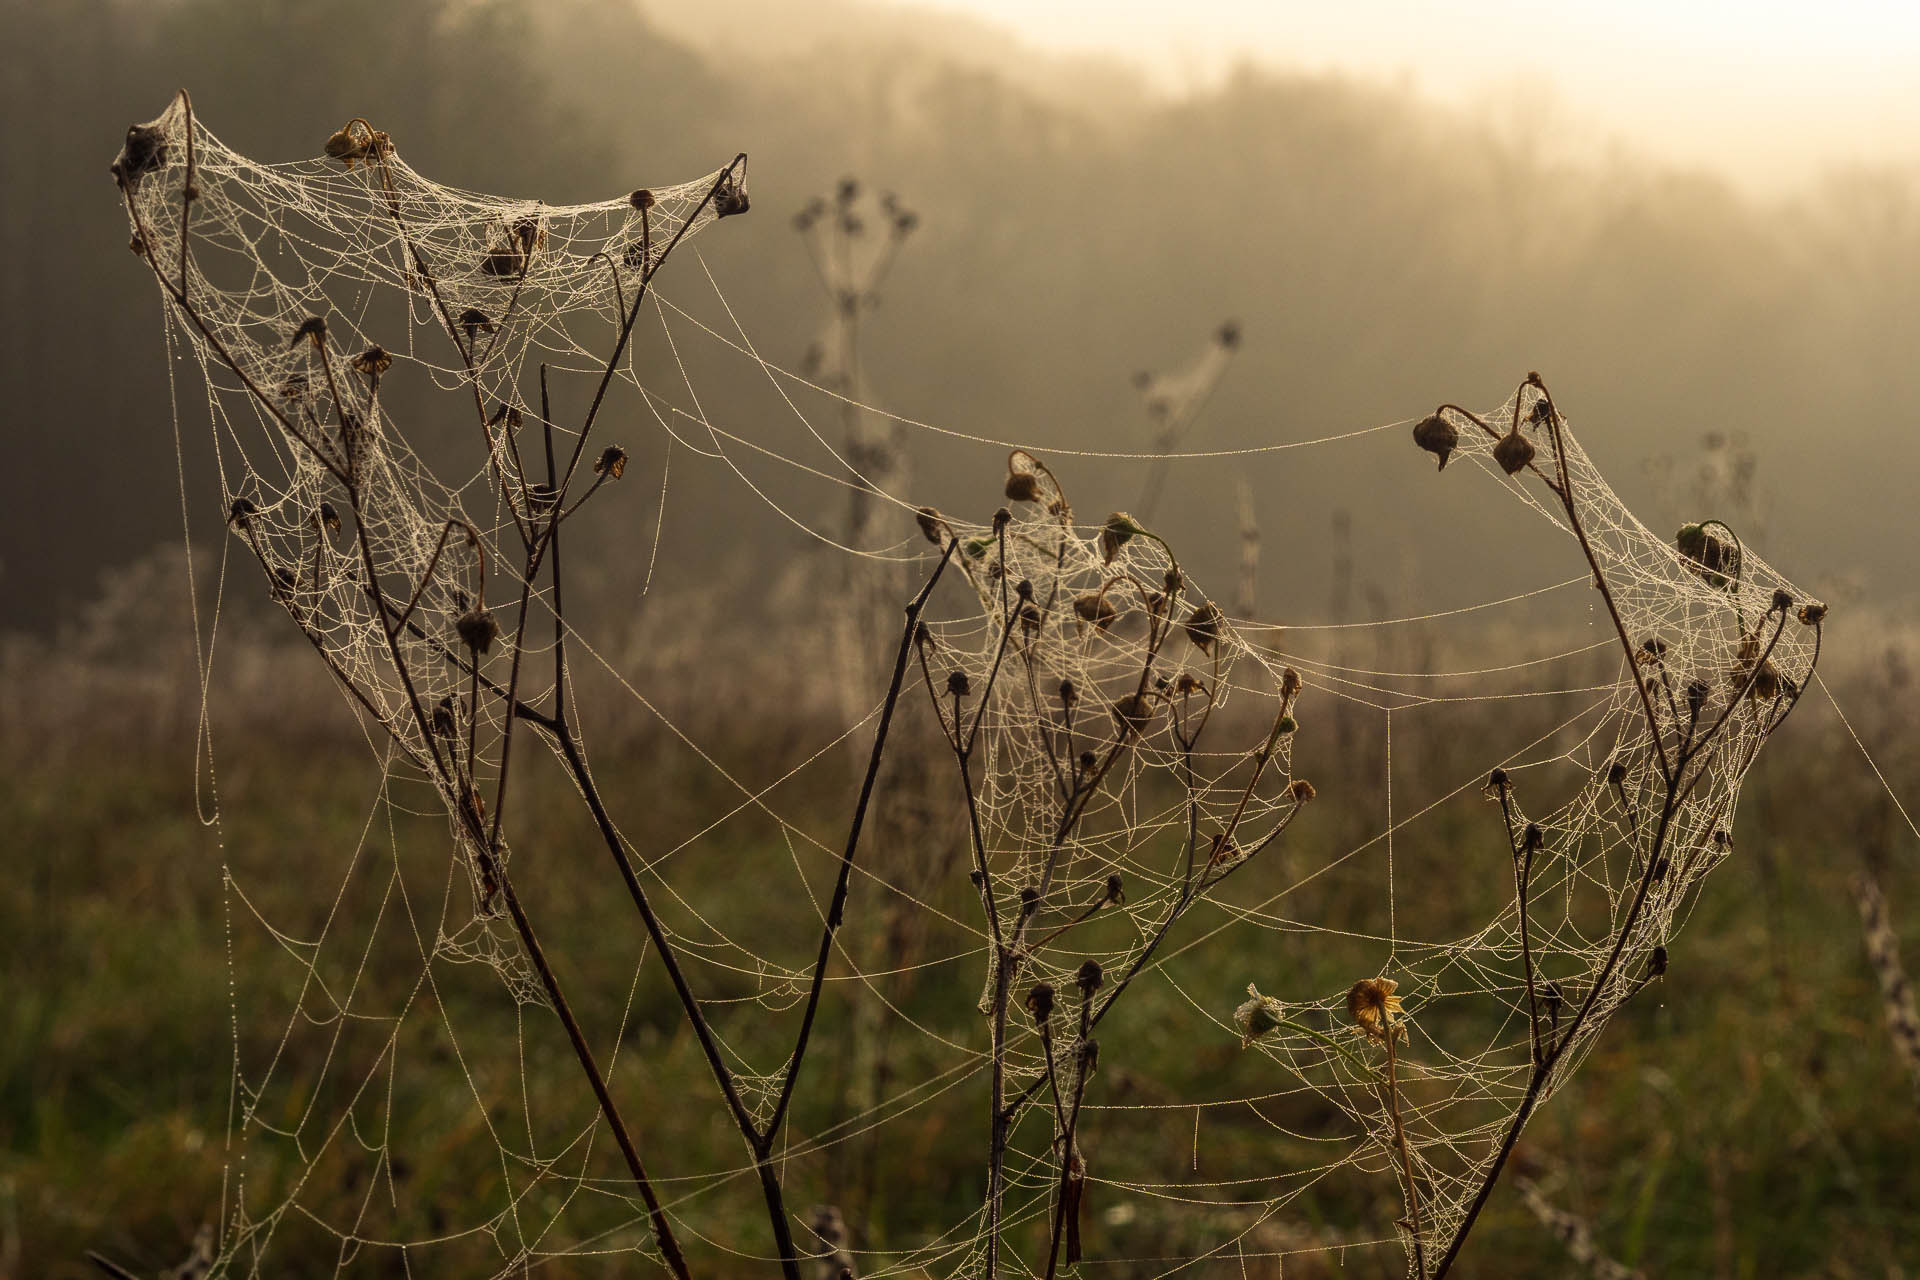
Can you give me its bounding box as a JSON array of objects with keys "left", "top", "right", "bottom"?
[
  {"left": 1076, "top": 960, "right": 1104, "bottom": 993},
  {"left": 456, "top": 606, "right": 499, "bottom": 655},
  {"left": 993, "top": 506, "right": 1012, "bottom": 530},
  {"left": 1798, "top": 601, "right": 1827, "bottom": 626},
  {"left": 1770, "top": 588, "right": 1793, "bottom": 613},
  {"left": 1412, "top": 413, "right": 1458, "bottom": 471},
  {"left": 1685, "top": 678, "right": 1710, "bottom": 717},
  {"left": 1183, "top": 602, "right": 1223, "bottom": 653},
  {"left": 1607, "top": 760, "right": 1628, "bottom": 786},
  {"left": 594, "top": 446, "right": 628, "bottom": 479},
  {"left": 1019, "top": 887, "right": 1040, "bottom": 909},
  {"left": 1077, "top": 750, "right": 1097, "bottom": 772},
  {"left": 323, "top": 125, "right": 369, "bottom": 166},
  {"left": 1057, "top": 679, "right": 1078, "bottom": 707},
  {"left": 1026, "top": 982, "right": 1056, "bottom": 1026},
  {"left": 1523, "top": 822, "right": 1544, "bottom": 851},
  {"left": 1015, "top": 578, "right": 1033, "bottom": 600},
  {"left": 1488, "top": 767, "right": 1509, "bottom": 789},
  {"left": 1234, "top": 983, "right": 1285, "bottom": 1048},
  {"left": 1174, "top": 672, "right": 1201, "bottom": 695},
  {"left": 1005, "top": 471, "right": 1042, "bottom": 503},
  {"left": 915, "top": 506, "right": 946, "bottom": 546},
  {"left": 431, "top": 697, "right": 458, "bottom": 739},
  {"left": 1276, "top": 715, "right": 1297, "bottom": 735},
  {"left": 1280, "top": 667, "right": 1301, "bottom": 698},
  {"left": 1648, "top": 945, "right": 1668, "bottom": 978},
  {"left": 1493, "top": 426, "right": 1536, "bottom": 475},
  {"left": 1105, "top": 873, "right": 1125, "bottom": 904},
  {"left": 317, "top": 501, "right": 341, "bottom": 534},
  {"left": 1288, "top": 779, "right": 1316, "bottom": 803},
  {"left": 946, "top": 670, "right": 971, "bottom": 698},
  {"left": 1637, "top": 636, "right": 1669, "bottom": 664}
]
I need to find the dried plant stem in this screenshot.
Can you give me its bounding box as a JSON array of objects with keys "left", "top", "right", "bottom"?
[
  {"left": 1429, "top": 374, "right": 1819, "bottom": 1278},
  {"left": 1382, "top": 1029, "right": 1426, "bottom": 1278}
]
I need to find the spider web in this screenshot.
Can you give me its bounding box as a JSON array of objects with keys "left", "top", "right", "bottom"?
[{"left": 117, "top": 94, "right": 1823, "bottom": 1278}]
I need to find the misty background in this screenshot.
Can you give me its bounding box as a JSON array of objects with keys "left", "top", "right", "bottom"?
[{"left": 3, "top": 0, "right": 1916, "bottom": 642}]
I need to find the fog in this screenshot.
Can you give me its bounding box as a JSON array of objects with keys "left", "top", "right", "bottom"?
[{"left": 4, "top": 0, "right": 1917, "bottom": 634}]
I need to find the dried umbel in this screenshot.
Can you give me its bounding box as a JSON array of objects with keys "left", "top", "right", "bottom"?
[
  {"left": 1412, "top": 413, "right": 1458, "bottom": 471},
  {"left": 1347, "top": 977, "right": 1405, "bottom": 1043},
  {"left": 1235, "top": 983, "right": 1286, "bottom": 1048}
]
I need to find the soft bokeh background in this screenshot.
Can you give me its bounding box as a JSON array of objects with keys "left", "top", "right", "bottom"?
[{"left": 2, "top": 1, "right": 1917, "bottom": 1276}]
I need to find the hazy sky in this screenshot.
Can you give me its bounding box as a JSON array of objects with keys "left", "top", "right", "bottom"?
[{"left": 875, "top": 0, "right": 1920, "bottom": 192}]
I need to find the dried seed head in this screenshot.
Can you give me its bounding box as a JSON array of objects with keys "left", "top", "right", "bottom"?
[
  {"left": 1771, "top": 588, "right": 1793, "bottom": 613},
  {"left": 1183, "top": 602, "right": 1223, "bottom": 653},
  {"left": 1493, "top": 425, "right": 1536, "bottom": 475},
  {"left": 1057, "top": 679, "right": 1078, "bottom": 707},
  {"left": 915, "top": 507, "right": 946, "bottom": 546},
  {"left": 317, "top": 501, "right": 341, "bottom": 534},
  {"left": 1174, "top": 672, "right": 1201, "bottom": 695},
  {"left": 1073, "top": 593, "right": 1118, "bottom": 631},
  {"left": 1412, "top": 413, "right": 1459, "bottom": 471},
  {"left": 1280, "top": 667, "right": 1301, "bottom": 698},
  {"left": 1648, "top": 945, "right": 1668, "bottom": 978},
  {"left": 1112, "top": 693, "right": 1155, "bottom": 733},
  {"left": 351, "top": 345, "right": 392, "bottom": 378},
  {"left": 714, "top": 172, "right": 750, "bottom": 218},
  {"left": 1019, "top": 886, "right": 1040, "bottom": 909},
  {"left": 1276, "top": 715, "right": 1297, "bottom": 735},
  {"left": 288, "top": 316, "right": 327, "bottom": 350},
  {"left": 1685, "top": 678, "right": 1710, "bottom": 716},
  {"left": 1798, "top": 601, "right": 1827, "bottom": 626},
  {"left": 111, "top": 123, "right": 169, "bottom": 191},
  {"left": 992, "top": 506, "right": 1012, "bottom": 530},
  {"left": 630, "top": 189, "right": 655, "bottom": 211},
  {"left": 458, "top": 308, "right": 494, "bottom": 337},
  {"left": 1099, "top": 512, "right": 1143, "bottom": 563},
  {"left": 431, "top": 697, "right": 458, "bottom": 739},
  {"left": 1676, "top": 522, "right": 1736, "bottom": 589},
  {"left": 1015, "top": 578, "right": 1034, "bottom": 600},
  {"left": 1488, "top": 767, "right": 1509, "bottom": 789},
  {"left": 1523, "top": 822, "right": 1544, "bottom": 851},
  {"left": 1637, "top": 636, "right": 1669, "bottom": 664},
  {"left": 1005, "top": 471, "right": 1042, "bottom": 503},
  {"left": 1234, "top": 983, "right": 1285, "bottom": 1048},
  {"left": 456, "top": 606, "right": 499, "bottom": 655},
  {"left": 594, "top": 446, "right": 628, "bottom": 479},
  {"left": 1026, "top": 982, "right": 1056, "bottom": 1026},
  {"left": 1288, "top": 778, "right": 1317, "bottom": 803},
  {"left": 1346, "top": 977, "right": 1405, "bottom": 1042},
  {"left": 1077, "top": 750, "right": 1097, "bottom": 772},
  {"left": 1607, "top": 759, "right": 1628, "bottom": 786},
  {"left": 1076, "top": 960, "right": 1105, "bottom": 993},
  {"left": 946, "top": 670, "right": 971, "bottom": 698},
  {"left": 323, "top": 125, "right": 369, "bottom": 166},
  {"left": 228, "top": 497, "right": 258, "bottom": 526},
  {"left": 1105, "top": 873, "right": 1125, "bottom": 904}
]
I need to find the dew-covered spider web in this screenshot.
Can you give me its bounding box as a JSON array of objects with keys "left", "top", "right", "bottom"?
[{"left": 118, "top": 93, "right": 1828, "bottom": 1278}]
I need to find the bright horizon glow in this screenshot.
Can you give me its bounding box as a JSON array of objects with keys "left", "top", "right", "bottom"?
[{"left": 871, "top": 0, "right": 1920, "bottom": 193}]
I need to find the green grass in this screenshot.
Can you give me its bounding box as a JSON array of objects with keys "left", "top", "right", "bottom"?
[{"left": 3, "top": 712, "right": 1916, "bottom": 1278}]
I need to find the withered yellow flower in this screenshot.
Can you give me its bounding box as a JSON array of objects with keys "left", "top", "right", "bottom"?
[{"left": 1346, "top": 977, "right": 1406, "bottom": 1043}]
